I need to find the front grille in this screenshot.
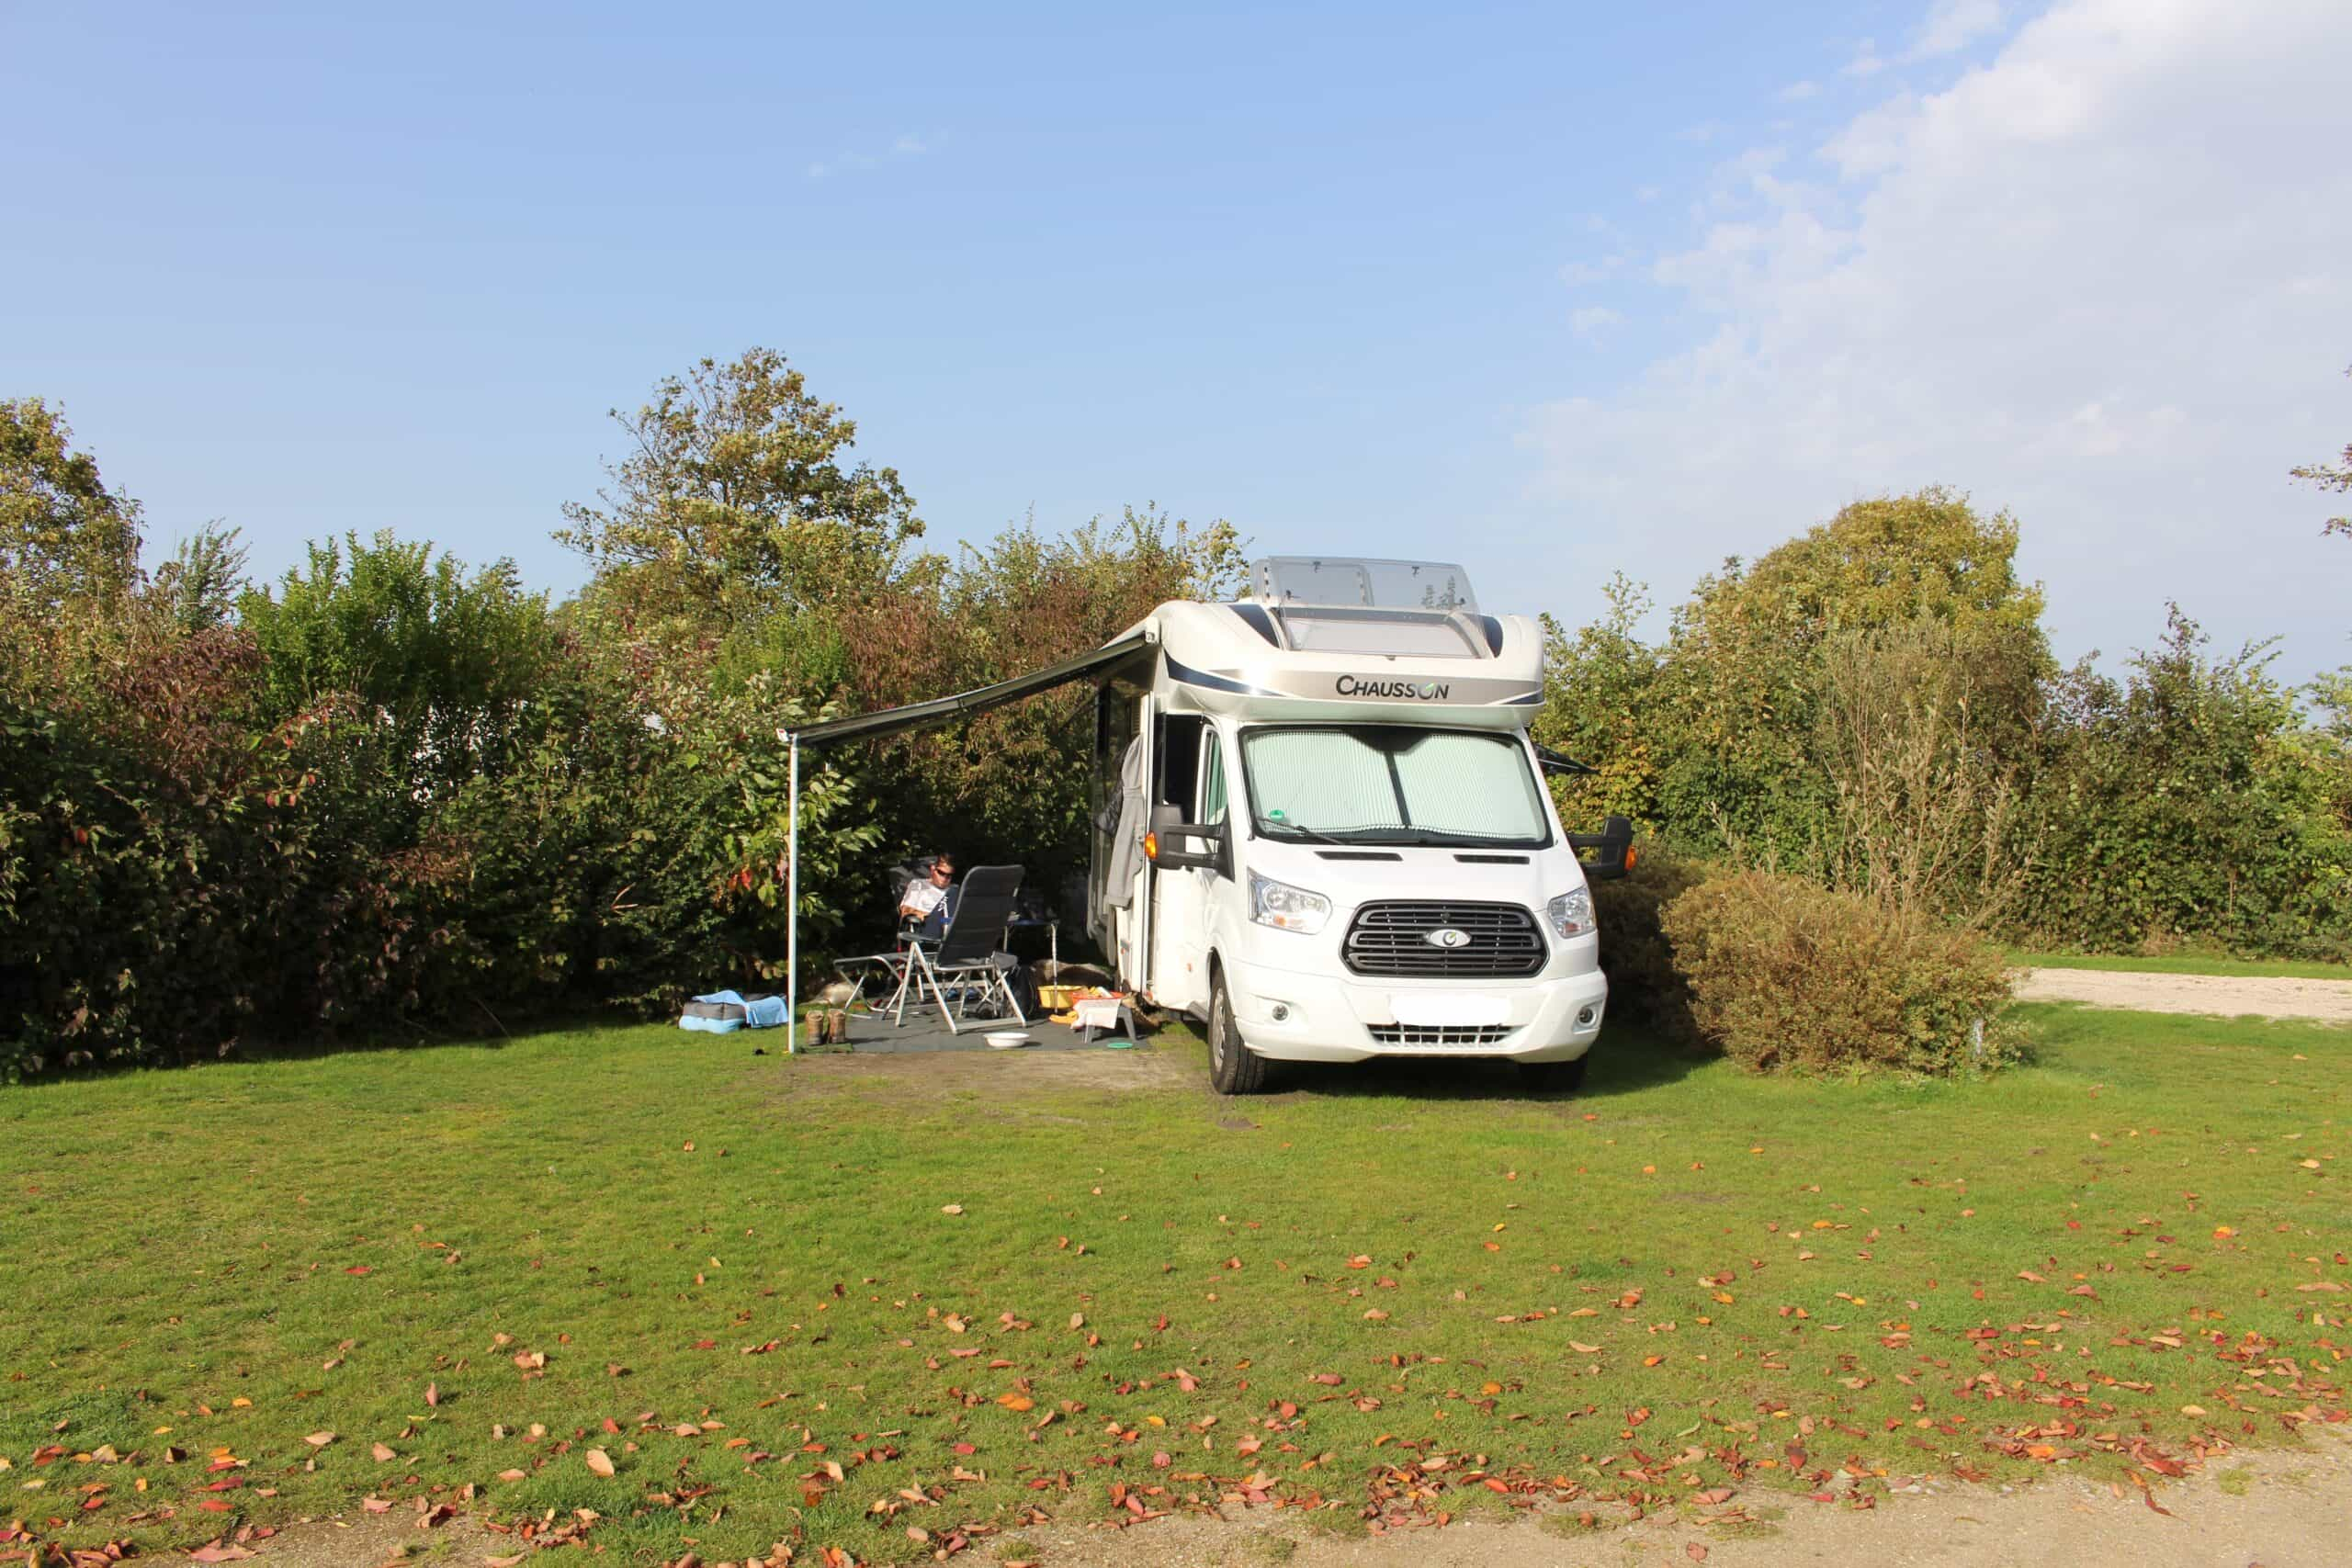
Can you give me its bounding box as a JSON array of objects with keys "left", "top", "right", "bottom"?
[
  {"left": 1341, "top": 900, "right": 1545, "bottom": 978},
  {"left": 1366, "top": 1023, "right": 1519, "bottom": 1048}
]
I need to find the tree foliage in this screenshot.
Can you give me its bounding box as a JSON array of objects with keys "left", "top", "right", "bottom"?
[
  {"left": 556, "top": 347, "right": 926, "bottom": 626},
  {"left": 2291, "top": 363, "right": 2351, "bottom": 541},
  {"left": 0, "top": 398, "right": 143, "bottom": 615}
]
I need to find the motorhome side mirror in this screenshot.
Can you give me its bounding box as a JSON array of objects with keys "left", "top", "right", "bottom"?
[
  {"left": 1150, "top": 821, "right": 1230, "bottom": 876},
  {"left": 1568, "top": 814, "right": 1636, "bottom": 881}
]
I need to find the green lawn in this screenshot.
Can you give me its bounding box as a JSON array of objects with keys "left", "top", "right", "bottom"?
[
  {"left": 2008, "top": 949, "right": 2352, "bottom": 980},
  {"left": 4, "top": 1007, "right": 2346, "bottom": 1565}
]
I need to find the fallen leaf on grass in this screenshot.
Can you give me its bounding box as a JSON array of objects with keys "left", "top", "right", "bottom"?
[
  {"left": 189, "top": 1546, "right": 254, "bottom": 1562},
  {"left": 1569, "top": 1342, "right": 1602, "bottom": 1355},
  {"left": 303, "top": 1431, "right": 335, "bottom": 1449},
  {"left": 941, "top": 1204, "right": 965, "bottom": 1216},
  {"left": 996, "top": 1394, "right": 1034, "bottom": 1413},
  {"left": 584, "top": 1449, "right": 616, "bottom": 1478},
  {"left": 424, "top": 1382, "right": 440, "bottom": 1407}
]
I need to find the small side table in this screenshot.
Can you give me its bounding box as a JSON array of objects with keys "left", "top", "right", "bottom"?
[{"left": 1071, "top": 995, "right": 1140, "bottom": 1047}]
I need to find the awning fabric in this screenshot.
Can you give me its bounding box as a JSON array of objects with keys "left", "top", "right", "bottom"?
[{"left": 789, "top": 631, "right": 1155, "bottom": 747}]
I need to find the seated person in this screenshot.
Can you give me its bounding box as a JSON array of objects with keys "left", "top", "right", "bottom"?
[{"left": 897, "top": 852, "right": 960, "bottom": 942}]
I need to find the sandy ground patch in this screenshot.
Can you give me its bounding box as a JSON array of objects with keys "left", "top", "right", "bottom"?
[
  {"left": 1018, "top": 1429, "right": 2352, "bottom": 1568},
  {"left": 2016, "top": 967, "right": 2352, "bottom": 1023},
  {"left": 172, "top": 1430, "right": 2351, "bottom": 1566},
  {"left": 762, "top": 1037, "right": 1195, "bottom": 1107}
]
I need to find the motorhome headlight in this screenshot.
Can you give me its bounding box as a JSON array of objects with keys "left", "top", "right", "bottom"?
[
  {"left": 1545, "top": 887, "right": 1595, "bottom": 939},
  {"left": 1250, "top": 871, "right": 1332, "bottom": 934}
]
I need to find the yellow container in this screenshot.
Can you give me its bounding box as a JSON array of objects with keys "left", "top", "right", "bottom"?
[{"left": 1037, "top": 985, "right": 1081, "bottom": 1010}]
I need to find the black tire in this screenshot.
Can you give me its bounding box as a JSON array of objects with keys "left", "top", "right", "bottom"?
[
  {"left": 1516, "top": 1055, "right": 1589, "bottom": 1095},
  {"left": 1206, "top": 969, "right": 1270, "bottom": 1096}
]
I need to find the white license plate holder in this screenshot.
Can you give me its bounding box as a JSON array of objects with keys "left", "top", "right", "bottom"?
[{"left": 1389, "top": 991, "right": 1511, "bottom": 1027}]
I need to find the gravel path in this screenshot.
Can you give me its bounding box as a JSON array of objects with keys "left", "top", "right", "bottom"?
[{"left": 2015, "top": 966, "right": 2352, "bottom": 1022}]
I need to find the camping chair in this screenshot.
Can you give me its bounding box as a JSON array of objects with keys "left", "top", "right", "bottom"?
[
  {"left": 895, "top": 864, "right": 1027, "bottom": 1034},
  {"left": 833, "top": 857, "right": 950, "bottom": 1016}
]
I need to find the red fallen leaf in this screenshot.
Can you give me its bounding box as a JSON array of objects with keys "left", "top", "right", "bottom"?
[
  {"left": 1483, "top": 1478, "right": 1510, "bottom": 1494},
  {"left": 419, "top": 1503, "right": 456, "bottom": 1529},
  {"left": 1686, "top": 1546, "right": 1709, "bottom": 1562},
  {"left": 1309, "top": 1373, "right": 1343, "bottom": 1385},
  {"left": 198, "top": 1501, "right": 232, "bottom": 1513},
  {"left": 692, "top": 1339, "right": 718, "bottom": 1350},
  {"left": 362, "top": 1497, "right": 393, "bottom": 1513},
  {"left": 424, "top": 1382, "right": 440, "bottom": 1407},
  {"left": 601, "top": 1418, "right": 621, "bottom": 1435},
  {"left": 345, "top": 1266, "right": 372, "bottom": 1277},
  {"left": 204, "top": 1478, "right": 243, "bottom": 1492},
  {"left": 1694, "top": 1487, "right": 1734, "bottom": 1505},
  {"left": 189, "top": 1546, "right": 255, "bottom": 1562},
  {"left": 952, "top": 1443, "right": 977, "bottom": 1455},
  {"left": 1153, "top": 1452, "right": 1171, "bottom": 1468}
]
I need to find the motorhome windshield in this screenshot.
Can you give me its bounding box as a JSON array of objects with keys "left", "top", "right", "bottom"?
[{"left": 1240, "top": 727, "right": 1551, "bottom": 847}]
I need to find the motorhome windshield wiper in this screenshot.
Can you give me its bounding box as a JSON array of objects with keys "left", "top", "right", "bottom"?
[
  {"left": 1370, "top": 829, "right": 1547, "bottom": 849},
  {"left": 1256, "top": 818, "right": 1350, "bottom": 845}
]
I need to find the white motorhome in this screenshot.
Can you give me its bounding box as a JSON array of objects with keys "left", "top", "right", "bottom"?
[{"left": 1088, "top": 556, "right": 1630, "bottom": 1094}]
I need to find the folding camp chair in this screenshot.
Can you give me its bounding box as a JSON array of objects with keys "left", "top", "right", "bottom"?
[
  {"left": 895, "top": 865, "right": 1028, "bottom": 1034},
  {"left": 833, "top": 857, "right": 949, "bottom": 1016}
]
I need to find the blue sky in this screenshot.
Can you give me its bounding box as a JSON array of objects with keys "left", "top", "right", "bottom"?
[{"left": 7, "top": 1, "right": 2349, "bottom": 681}]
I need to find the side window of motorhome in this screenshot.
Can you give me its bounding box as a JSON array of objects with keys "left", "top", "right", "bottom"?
[
  {"left": 1200, "top": 734, "right": 1227, "bottom": 826},
  {"left": 1157, "top": 713, "right": 1202, "bottom": 820}
]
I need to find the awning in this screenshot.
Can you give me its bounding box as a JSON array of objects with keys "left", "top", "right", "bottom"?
[{"left": 788, "top": 631, "right": 1156, "bottom": 746}]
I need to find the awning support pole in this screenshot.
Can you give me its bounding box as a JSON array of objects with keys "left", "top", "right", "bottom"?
[{"left": 785, "top": 729, "right": 800, "bottom": 1055}]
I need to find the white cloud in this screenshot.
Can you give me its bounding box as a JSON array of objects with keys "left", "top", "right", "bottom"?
[
  {"left": 1843, "top": 39, "right": 1888, "bottom": 77},
  {"left": 1909, "top": 0, "right": 2006, "bottom": 59},
  {"left": 807, "top": 132, "right": 933, "bottom": 180},
  {"left": 1570, "top": 306, "right": 1624, "bottom": 341},
  {"left": 1521, "top": 0, "right": 2352, "bottom": 681},
  {"left": 1777, "top": 79, "right": 1820, "bottom": 103}
]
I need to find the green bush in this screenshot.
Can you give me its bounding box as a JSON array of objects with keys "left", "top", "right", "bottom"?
[
  {"left": 1591, "top": 843, "right": 1706, "bottom": 1044},
  {"left": 1661, "top": 869, "right": 2018, "bottom": 1077}
]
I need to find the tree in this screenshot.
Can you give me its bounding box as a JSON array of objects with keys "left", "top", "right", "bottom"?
[
  {"left": 2291, "top": 363, "right": 2351, "bottom": 540},
  {"left": 1653, "top": 489, "right": 2052, "bottom": 853},
  {"left": 238, "top": 531, "right": 558, "bottom": 807},
  {"left": 151, "top": 523, "right": 250, "bottom": 631},
  {"left": 557, "top": 348, "right": 925, "bottom": 624},
  {"left": 0, "top": 398, "right": 142, "bottom": 615}
]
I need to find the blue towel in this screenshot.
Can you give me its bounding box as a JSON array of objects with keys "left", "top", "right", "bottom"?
[
  {"left": 688, "top": 989, "right": 790, "bottom": 1031},
  {"left": 679, "top": 1012, "right": 743, "bottom": 1034}
]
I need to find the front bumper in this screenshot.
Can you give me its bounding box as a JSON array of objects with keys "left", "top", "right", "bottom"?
[{"left": 1220, "top": 948, "right": 1608, "bottom": 1064}]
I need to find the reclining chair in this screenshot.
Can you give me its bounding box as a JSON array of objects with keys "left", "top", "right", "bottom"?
[{"left": 893, "top": 864, "right": 1028, "bottom": 1034}]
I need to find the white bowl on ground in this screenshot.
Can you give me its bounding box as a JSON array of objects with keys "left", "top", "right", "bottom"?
[{"left": 986, "top": 1031, "right": 1030, "bottom": 1050}]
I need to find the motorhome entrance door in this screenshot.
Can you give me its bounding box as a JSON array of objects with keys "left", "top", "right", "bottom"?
[{"left": 1147, "top": 719, "right": 1224, "bottom": 1017}]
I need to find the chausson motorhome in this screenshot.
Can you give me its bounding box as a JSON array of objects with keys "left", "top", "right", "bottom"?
[{"left": 1089, "top": 557, "right": 1630, "bottom": 1094}]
